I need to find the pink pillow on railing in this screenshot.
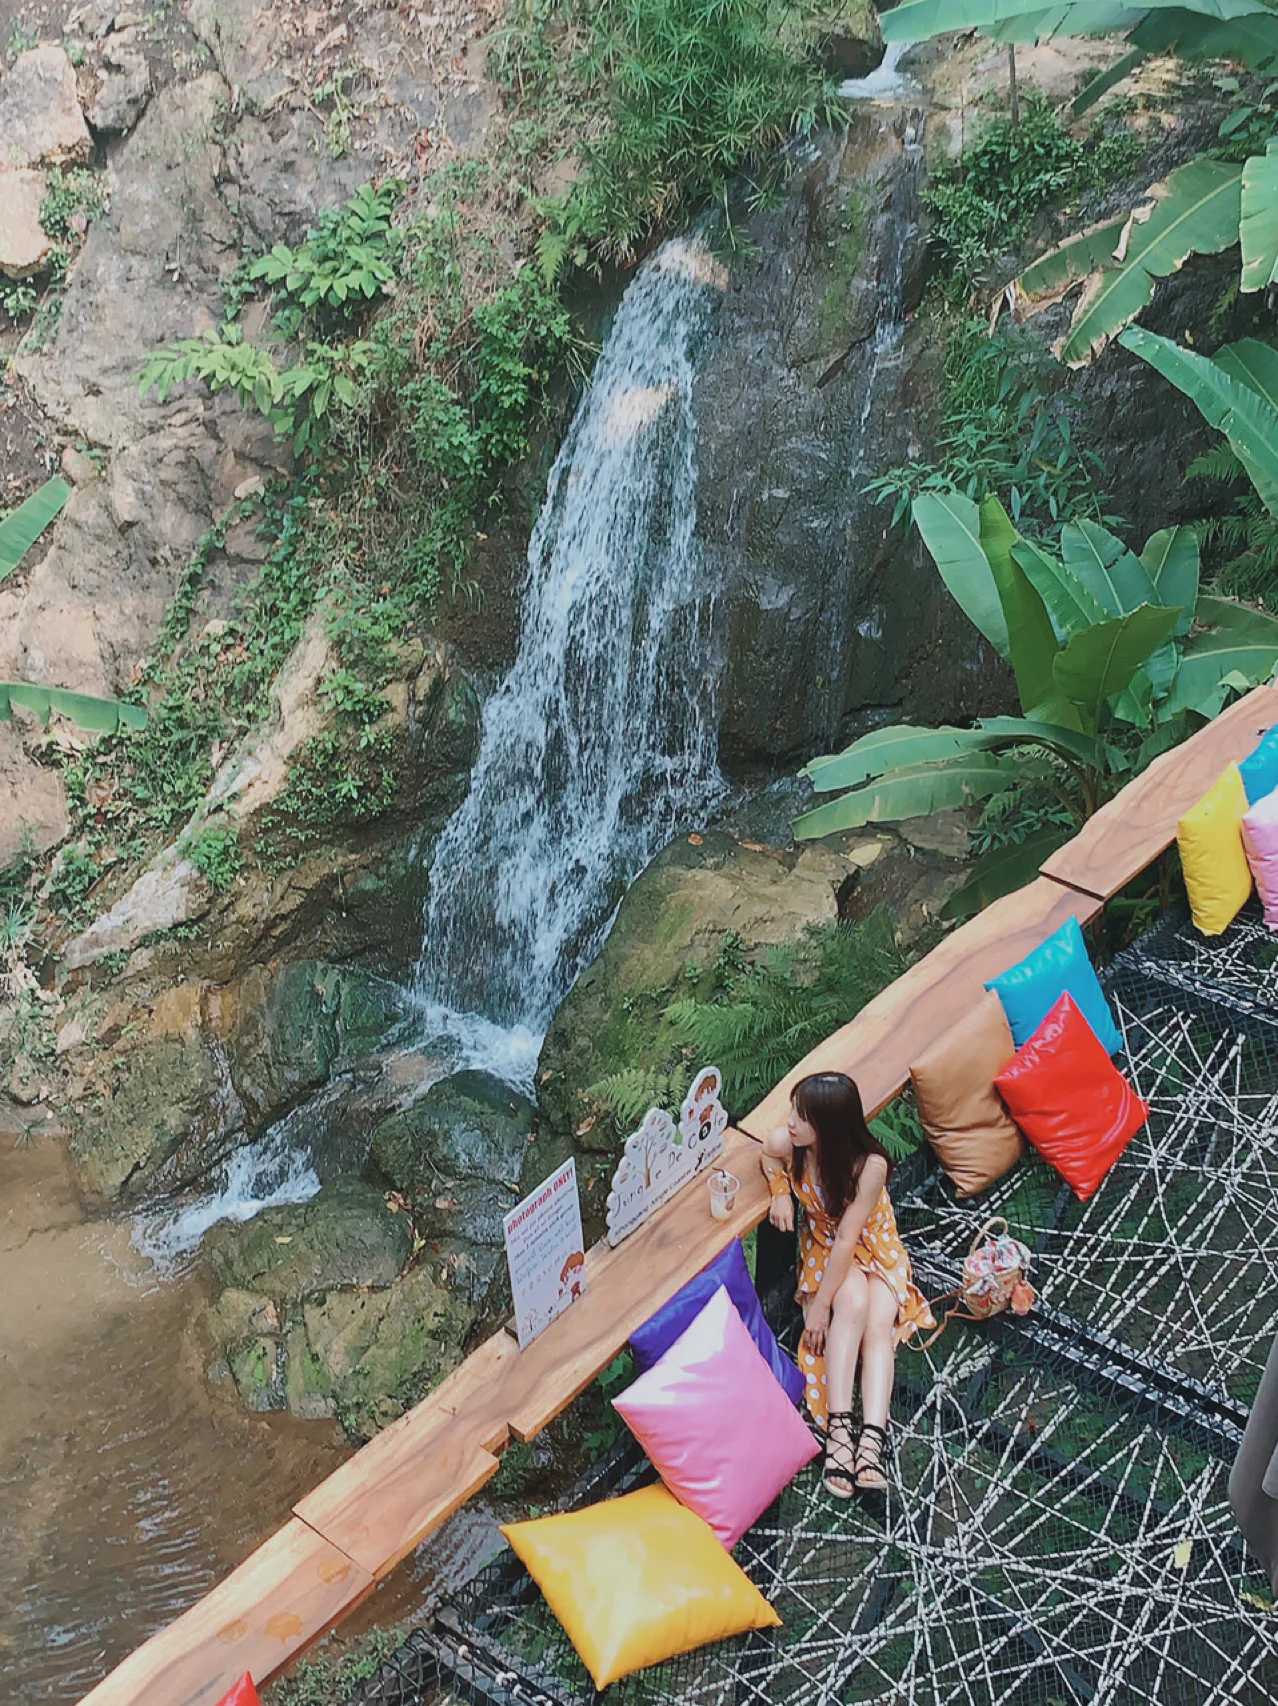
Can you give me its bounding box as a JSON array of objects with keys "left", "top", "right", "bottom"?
[
  {"left": 1242, "top": 789, "right": 1278, "bottom": 928},
  {"left": 613, "top": 1286, "right": 819, "bottom": 1549}
]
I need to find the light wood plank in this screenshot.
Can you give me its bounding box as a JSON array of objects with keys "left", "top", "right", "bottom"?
[
  {"left": 1041, "top": 683, "right": 1278, "bottom": 900},
  {"left": 78, "top": 1519, "right": 372, "bottom": 1706},
  {"left": 739, "top": 877, "right": 1101, "bottom": 1139}
]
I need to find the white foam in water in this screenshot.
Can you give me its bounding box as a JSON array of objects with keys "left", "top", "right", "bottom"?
[
  {"left": 414, "top": 234, "right": 730, "bottom": 1075},
  {"left": 133, "top": 1121, "right": 321, "bottom": 1272},
  {"left": 838, "top": 41, "right": 915, "bottom": 101},
  {"left": 408, "top": 999, "right": 542, "bottom": 1099}
]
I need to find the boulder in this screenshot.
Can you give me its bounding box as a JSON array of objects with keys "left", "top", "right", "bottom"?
[
  {"left": 0, "top": 168, "right": 51, "bottom": 277},
  {"left": 203, "top": 1180, "right": 411, "bottom": 1300},
  {"left": 86, "top": 46, "right": 151, "bottom": 136},
  {"left": 0, "top": 47, "right": 92, "bottom": 169}
]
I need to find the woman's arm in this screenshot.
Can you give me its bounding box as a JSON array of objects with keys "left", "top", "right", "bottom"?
[
  {"left": 761, "top": 1126, "right": 795, "bottom": 1233},
  {"left": 803, "top": 1156, "right": 888, "bottom": 1354}
]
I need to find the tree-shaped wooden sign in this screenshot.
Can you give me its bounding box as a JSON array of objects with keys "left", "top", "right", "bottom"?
[{"left": 605, "top": 1065, "right": 728, "bottom": 1247}]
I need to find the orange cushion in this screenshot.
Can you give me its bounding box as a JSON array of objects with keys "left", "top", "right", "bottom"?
[
  {"left": 215, "top": 1677, "right": 261, "bottom": 1706},
  {"left": 994, "top": 993, "right": 1147, "bottom": 1202},
  {"left": 910, "top": 991, "right": 1024, "bottom": 1198}
]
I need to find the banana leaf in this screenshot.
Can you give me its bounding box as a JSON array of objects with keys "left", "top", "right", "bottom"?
[
  {"left": 792, "top": 754, "right": 1019, "bottom": 839},
  {"left": 0, "top": 681, "right": 148, "bottom": 733},
  {"left": 1057, "top": 159, "right": 1242, "bottom": 366},
  {"left": 1132, "top": 6, "right": 1278, "bottom": 67},
  {"left": 1051, "top": 604, "right": 1181, "bottom": 732},
  {"left": 941, "top": 825, "right": 1077, "bottom": 922},
  {"left": 1010, "top": 539, "right": 1108, "bottom": 641},
  {"left": 1060, "top": 519, "right": 1159, "bottom": 615},
  {"left": 1241, "top": 140, "right": 1278, "bottom": 292},
  {"left": 973, "top": 714, "right": 1105, "bottom": 766},
  {"left": 1140, "top": 526, "right": 1199, "bottom": 635},
  {"left": 0, "top": 477, "right": 71, "bottom": 584},
  {"left": 1018, "top": 216, "right": 1129, "bottom": 302},
  {"left": 1071, "top": 47, "right": 1146, "bottom": 113},
  {"left": 802, "top": 724, "right": 989, "bottom": 792},
  {"left": 879, "top": 0, "right": 1266, "bottom": 44},
  {"left": 980, "top": 496, "right": 1058, "bottom": 715},
  {"left": 1162, "top": 595, "right": 1278, "bottom": 716},
  {"left": 1213, "top": 335, "right": 1278, "bottom": 410},
  {"left": 1120, "top": 326, "right": 1278, "bottom": 515},
  {"left": 912, "top": 491, "right": 1009, "bottom": 659}
]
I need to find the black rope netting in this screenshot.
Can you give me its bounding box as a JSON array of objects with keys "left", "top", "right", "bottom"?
[{"left": 350, "top": 905, "right": 1278, "bottom": 1706}]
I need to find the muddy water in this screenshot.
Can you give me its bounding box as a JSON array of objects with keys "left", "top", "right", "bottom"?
[{"left": 0, "top": 1126, "right": 355, "bottom": 1703}]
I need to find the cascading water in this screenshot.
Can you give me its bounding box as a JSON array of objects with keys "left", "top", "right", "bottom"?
[{"left": 413, "top": 236, "right": 730, "bottom": 1087}]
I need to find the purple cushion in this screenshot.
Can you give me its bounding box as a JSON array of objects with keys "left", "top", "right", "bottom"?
[{"left": 629, "top": 1239, "right": 803, "bottom": 1407}]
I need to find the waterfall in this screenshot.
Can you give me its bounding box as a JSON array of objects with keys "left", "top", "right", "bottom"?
[{"left": 413, "top": 237, "right": 729, "bottom": 1087}]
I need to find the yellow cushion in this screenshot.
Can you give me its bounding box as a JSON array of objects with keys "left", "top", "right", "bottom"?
[
  {"left": 501, "top": 1484, "right": 780, "bottom": 1689},
  {"left": 1177, "top": 763, "right": 1252, "bottom": 936}
]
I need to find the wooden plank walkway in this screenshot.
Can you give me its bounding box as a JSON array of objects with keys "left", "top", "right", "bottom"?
[
  {"left": 78, "top": 687, "right": 1277, "bottom": 1704},
  {"left": 1041, "top": 683, "right": 1278, "bottom": 900}
]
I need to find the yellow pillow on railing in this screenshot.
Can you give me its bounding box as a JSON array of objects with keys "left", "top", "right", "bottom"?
[
  {"left": 502, "top": 1484, "right": 779, "bottom": 1690},
  {"left": 1177, "top": 763, "right": 1252, "bottom": 936}
]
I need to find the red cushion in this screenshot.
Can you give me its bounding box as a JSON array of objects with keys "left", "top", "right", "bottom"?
[
  {"left": 994, "top": 993, "right": 1147, "bottom": 1202},
  {"left": 216, "top": 1677, "right": 261, "bottom": 1706}
]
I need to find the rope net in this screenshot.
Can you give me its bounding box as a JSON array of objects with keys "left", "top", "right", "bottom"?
[{"left": 352, "top": 906, "right": 1278, "bottom": 1706}]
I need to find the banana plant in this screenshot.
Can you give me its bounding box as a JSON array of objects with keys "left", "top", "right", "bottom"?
[
  {"left": 0, "top": 478, "right": 147, "bottom": 735},
  {"left": 793, "top": 489, "right": 1278, "bottom": 917}
]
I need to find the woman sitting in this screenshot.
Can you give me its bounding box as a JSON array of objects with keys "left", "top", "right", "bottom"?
[{"left": 762, "top": 1071, "right": 933, "bottom": 1501}]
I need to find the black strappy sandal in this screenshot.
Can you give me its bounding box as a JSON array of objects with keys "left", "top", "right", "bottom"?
[
  {"left": 853, "top": 1421, "right": 891, "bottom": 1512},
  {"left": 823, "top": 1411, "right": 858, "bottom": 1500}
]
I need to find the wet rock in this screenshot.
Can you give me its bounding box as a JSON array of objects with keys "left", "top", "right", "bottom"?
[
  {"left": 204, "top": 1180, "right": 411, "bottom": 1300},
  {"left": 69, "top": 1033, "right": 245, "bottom": 1202},
  {"left": 0, "top": 48, "right": 92, "bottom": 169},
  {"left": 0, "top": 168, "right": 51, "bottom": 277},
  {"left": 227, "top": 1334, "right": 281, "bottom": 1412},
  {"left": 86, "top": 46, "right": 151, "bottom": 136}
]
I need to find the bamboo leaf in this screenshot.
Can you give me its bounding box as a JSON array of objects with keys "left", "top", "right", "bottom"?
[
  {"left": 912, "top": 491, "right": 1009, "bottom": 659},
  {"left": 980, "top": 496, "right": 1058, "bottom": 714},
  {"left": 1051, "top": 604, "right": 1181, "bottom": 731},
  {"left": 1120, "top": 326, "right": 1278, "bottom": 515},
  {"left": 792, "top": 756, "right": 1019, "bottom": 839},
  {"left": 1241, "top": 140, "right": 1278, "bottom": 291},
  {"left": 0, "top": 477, "right": 71, "bottom": 583},
  {"left": 941, "top": 826, "right": 1076, "bottom": 922},
  {"left": 0, "top": 681, "right": 147, "bottom": 733},
  {"left": 802, "top": 725, "right": 990, "bottom": 792},
  {"left": 1058, "top": 158, "right": 1242, "bottom": 366}
]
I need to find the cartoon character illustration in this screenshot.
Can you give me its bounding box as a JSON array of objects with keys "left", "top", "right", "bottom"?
[
  {"left": 679, "top": 1065, "right": 728, "bottom": 1167},
  {"left": 559, "top": 1249, "right": 586, "bottom": 1304}
]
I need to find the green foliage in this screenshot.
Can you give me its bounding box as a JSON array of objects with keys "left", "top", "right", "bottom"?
[
  {"left": 247, "top": 181, "right": 404, "bottom": 321},
  {"left": 795, "top": 491, "right": 1278, "bottom": 908},
  {"left": 39, "top": 167, "right": 106, "bottom": 241},
  {"left": 265, "top": 1627, "right": 407, "bottom": 1706},
  {"left": 1, "top": 477, "right": 70, "bottom": 582},
  {"left": 615, "top": 915, "right": 912, "bottom": 1119},
  {"left": 1188, "top": 443, "right": 1278, "bottom": 601},
  {"left": 866, "top": 316, "right": 1111, "bottom": 536},
  {"left": 496, "top": 0, "right": 839, "bottom": 275},
  {"left": 184, "top": 826, "right": 243, "bottom": 893},
  {"left": 0, "top": 280, "right": 37, "bottom": 323},
  {"left": 924, "top": 96, "right": 1138, "bottom": 289},
  {"left": 47, "top": 844, "right": 101, "bottom": 923},
  {"left": 257, "top": 727, "right": 398, "bottom": 869}
]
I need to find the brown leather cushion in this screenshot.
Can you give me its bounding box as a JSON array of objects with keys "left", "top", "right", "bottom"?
[{"left": 909, "top": 991, "right": 1025, "bottom": 1198}]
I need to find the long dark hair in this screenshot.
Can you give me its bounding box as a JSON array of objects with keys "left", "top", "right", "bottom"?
[{"left": 791, "top": 1071, "right": 890, "bottom": 1222}]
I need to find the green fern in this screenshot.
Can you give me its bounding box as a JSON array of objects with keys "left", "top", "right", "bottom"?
[
  {"left": 1187, "top": 444, "right": 1278, "bottom": 603},
  {"left": 586, "top": 1066, "right": 686, "bottom": 1129}
]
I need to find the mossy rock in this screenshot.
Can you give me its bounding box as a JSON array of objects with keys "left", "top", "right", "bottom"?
[
  {"left": 370, "top": 1069, "right": 532, "bottom": 1203},
  {"left": 204, "top": 1180, "right": 411, "bottom": 1302},
  {"left": 227, "top": 1334, "right": 282, "bottom": 1412}
]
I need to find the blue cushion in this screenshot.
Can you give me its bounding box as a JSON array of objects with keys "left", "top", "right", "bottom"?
[
  {"left": 986, "top": 915, "right": 1121, "bottom": 1057},
  {"left": 629, "top": 1239, "right": 804, "bottom": 1407},
  {"left": 1239, "top": 727, "right": 1278, "bottom": 806}
]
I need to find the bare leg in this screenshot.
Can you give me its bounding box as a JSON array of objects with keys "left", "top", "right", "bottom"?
[
  {"left": 818, "top": 1268, "right": 868, "bottom": 1495},
  {"left": 856, "top": 1275, "right": 898, "bottom": 1490}
]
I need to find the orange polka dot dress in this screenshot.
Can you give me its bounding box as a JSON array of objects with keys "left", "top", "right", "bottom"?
[{"left": 765, "top": 1153, "right": 934, "bottom": 1430}]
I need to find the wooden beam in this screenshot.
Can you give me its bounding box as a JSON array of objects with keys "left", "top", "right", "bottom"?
[
  {"left": 739, "top": 877, "right": 1102, "bottom": 1140},
  {"left": 1040, "top": 683, "right": 1278, "bottom": 901},
  {"left": 77, "top": 1519, "right": 373, "bottom": 1706}
]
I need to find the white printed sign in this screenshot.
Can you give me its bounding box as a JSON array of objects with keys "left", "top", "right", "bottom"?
[
  {"left": 605, "top": 1065, "right": 729, "bottom": 1247},
  {"left": 504, "top": 1158, "right": 587, "bottom": 1350}
]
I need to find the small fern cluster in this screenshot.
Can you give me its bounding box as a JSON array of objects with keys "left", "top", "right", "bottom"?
[
  {"left": 585, "top": 914, "right": 916, "bottom": 1134},
  {"left": 1187, "top": 444, "right": 1278, "bottom": 604}
]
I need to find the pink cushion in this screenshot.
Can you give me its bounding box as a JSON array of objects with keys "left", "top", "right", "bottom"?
[
  {"left": 1242, "top": 787, "right": 1278, "bottom": 928},
  {"left": 613, "top": 1286, "right": 818, "bottom": 1549}
]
